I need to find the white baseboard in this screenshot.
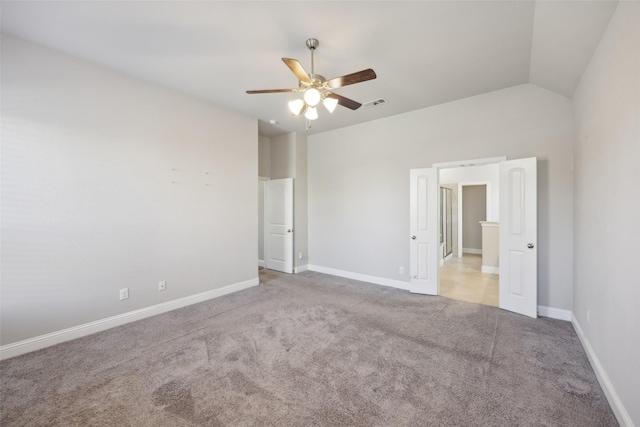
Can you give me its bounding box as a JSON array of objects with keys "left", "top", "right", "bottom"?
[
  {"left": 308, "top": 265, "right": 410, "bottom": 291},
  {"left": 537, "top": 305, "right": 572, "bottom": 321},
  {"left": 258, "top": 259, "right": 265, "bottom": 268},
  {"left": 0, "top": 277, "right": 259, "bottom": 361},
  {"left": 463, "top": 248, "right": 482, "bottom": 255},
  {"left": 572, "top": 316, "right": 633, "bottom": 427},
  {"left": 294, "top": 264, "right": 308, "bottom": 274},
  {"left": 481, "top": 265, "right": 499, "bottom": 275}
]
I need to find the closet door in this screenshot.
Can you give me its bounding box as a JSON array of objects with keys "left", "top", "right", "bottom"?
[{"left": 265, "top": 178, "right": 293, "bottom": 274}]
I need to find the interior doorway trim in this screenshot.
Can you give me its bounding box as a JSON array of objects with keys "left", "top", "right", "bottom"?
[
  {"left": 433, "top": 156, "right": 506, "bottom": 169},
  {"left": 432, "top": 157, "right": 503, "bottom": 301},
  {"left": 457, "top": 182, "right": 490, "bottom": 258},
  {"left": 435, "top": 157, "right": 503, "bottom": 258}
]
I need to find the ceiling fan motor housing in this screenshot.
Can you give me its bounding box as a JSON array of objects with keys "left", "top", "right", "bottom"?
[{"left": 299, "top": 74, "right": 327, "bottom": 90}]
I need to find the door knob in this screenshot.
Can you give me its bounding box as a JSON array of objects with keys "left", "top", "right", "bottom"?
[
  {"left": 287, "top": 229, "right": 292, "bottom": 233},
  {"left": 527, "top": 243, "right": 534, "bottom": 249},
  {"left": 411, "top": 235, "right": 416, "bottom": 240}
]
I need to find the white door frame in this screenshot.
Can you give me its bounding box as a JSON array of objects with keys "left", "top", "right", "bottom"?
[
  {"left": 434, "top": 158, "right": 504, "bottom": 260},
  {"left": 457, "top": 182, "right": 491, "bottom": 258},
  {"left": 435, "top": 157, "right": 504, "bottom": 258},
  {"left": 258, "top": 177, "right": 269, "bottom": 268}
]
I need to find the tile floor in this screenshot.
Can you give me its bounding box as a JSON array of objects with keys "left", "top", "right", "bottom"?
[{"left": 439, "top": 254, "right": 499, "bottom": 307}]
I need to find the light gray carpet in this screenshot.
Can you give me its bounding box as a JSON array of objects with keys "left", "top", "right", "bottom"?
[{"left": 1, "top": 270, "right": 617, "bottom": 426}]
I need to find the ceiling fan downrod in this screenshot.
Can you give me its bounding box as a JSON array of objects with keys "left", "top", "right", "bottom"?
[{"left": 306, "top": 38, "right": 319, "bottom": 76}]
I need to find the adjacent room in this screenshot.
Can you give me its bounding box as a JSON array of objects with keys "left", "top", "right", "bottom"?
[
  {"left": 1, "top": 1, "right": 638, "bottom": 426},
  {"left": 438, "top": 164, "right": 498, "bottom": 307}
]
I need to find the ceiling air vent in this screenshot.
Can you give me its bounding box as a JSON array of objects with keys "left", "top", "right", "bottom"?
[{"left": 363, "top": 98, "right": 388, "bottom": 109}]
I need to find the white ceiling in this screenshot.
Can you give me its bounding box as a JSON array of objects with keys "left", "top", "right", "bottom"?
[{"left": 1, "top": 1, "right": 618, "bottom": 137}]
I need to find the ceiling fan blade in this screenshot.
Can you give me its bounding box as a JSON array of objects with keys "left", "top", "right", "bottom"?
[
  {"left": 326, "top": 69, "right": 377, "bottom": 89},
  {"left": 246, "top": 88, "right": 297, "bottom": 94},
  {"left": 326, "top": 93, "right": 362, "bottom": 110},
  {"left": 282, "top": 58, "right": 312, "bottom": 83}
]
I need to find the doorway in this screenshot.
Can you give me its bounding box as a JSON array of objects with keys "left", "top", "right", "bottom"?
[
  {"left": 461, "top": 184, "right": 487, "bottom": 256},
  {"left": 260, "top": 178, "right": 294, "bottom": 274},
  {"left": 409, "top": 156, "right": 538, "bottom": 318},
  {"left": 439, "top": 175, "right": 495, "bottom": 307}
]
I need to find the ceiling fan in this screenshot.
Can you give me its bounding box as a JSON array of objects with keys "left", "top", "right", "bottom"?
[{"left": 246, "top": 38, "right": 377, "bottom": 123}]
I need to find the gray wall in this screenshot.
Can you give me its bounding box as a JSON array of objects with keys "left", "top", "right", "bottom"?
[
  {"left": 270, "top": 133, "right": 295, "bottom": 180},
  {"left": 572, "top": 1, "right": 639, "bottom": 424},
  {"left": 308, "top": 83, "right": 574, "bottom": 310},
  {"left": 294, "top": 133, "right": 308, "bottom": 267},
  {"left": 258, "top": 135, "right": 271, "bottom": 178},
  {"left": 258, "top": 179, "right": 265, "bottom": 262},
  {"left": 1, "top": 36, "right": 258, "bottom": 345},
  {"left": 462, "top": 185, "right": 486, "bottom": 251},
  {"left": 258, "top": 136, "right": 270, "bottom": 263}
]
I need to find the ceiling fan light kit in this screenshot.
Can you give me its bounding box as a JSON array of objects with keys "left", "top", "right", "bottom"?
[
  {"left": 323, "top": 96, "right": 339, "bottom": 113},
  {"left": 303, "top": 88, "right": 321, "bottom": 107},
  {"left": 305, "top": 106, "right": 318, "bottom": 121},
  {"left": 247, "top": 38, "right": 377, "bottom": 130},
  {"left": 288, "top": 99, "right": 305, "bottom": 115}
]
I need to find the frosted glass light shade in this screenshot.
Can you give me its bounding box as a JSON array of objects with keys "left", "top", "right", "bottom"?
[
  {"left": 323, "top": 96, "right": 338, "bottom": 113},
  {"left": 303, "top": 88, "right": 321, "bottom": 107},
  {"left": 305, "top": 106, "right": 318, "bottom": 120},
  {"left": 288, "top": 99, "right": 305, "bottom": 115}
]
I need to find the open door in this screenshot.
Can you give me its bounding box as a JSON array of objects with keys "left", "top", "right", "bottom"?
[
  {"left": 499, "top": 158, "right": 537, "bottom": 318},
  {"left": 409, "top": 168, "right": 439, "bottom": 295},
  {"left": 265, "top": 178, "right": 293, "bottom": 274}
]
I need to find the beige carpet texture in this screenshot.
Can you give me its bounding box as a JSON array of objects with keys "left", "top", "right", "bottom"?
[{"left": 0, "top": 270, "right": 617, "bottom": 426}]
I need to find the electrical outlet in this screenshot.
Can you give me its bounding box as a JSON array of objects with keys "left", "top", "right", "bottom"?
[
  {"left": 159, "top": 281, "right": 166, "bottom": 291},
  {"left": 399, "top": 266, "right": 404, "bottom": 275},
  {"left": 298, "top": 252, "right": 303, "bottom": 260},
  {"left": 119, "top": 288, "right": 129, "bottom": 300}
]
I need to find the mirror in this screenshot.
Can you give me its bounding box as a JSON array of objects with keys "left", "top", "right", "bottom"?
[{"left": 440, "top": 187, "right": 453, "bottom": 259}]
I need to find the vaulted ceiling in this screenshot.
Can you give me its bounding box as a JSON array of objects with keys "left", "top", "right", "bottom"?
[{"left": 1, "top": 1, "right": 618, "bottom": 137}]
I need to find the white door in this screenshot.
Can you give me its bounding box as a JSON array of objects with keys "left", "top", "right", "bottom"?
[
  {"left": 265, "top": 178, "right": 293, "bottom": 274},
  {"left": 499, "top": 158, "right": 537, "bottom": 318},
  {"left": 409, "top": 168, "right": 439, "bottom": 295}
]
